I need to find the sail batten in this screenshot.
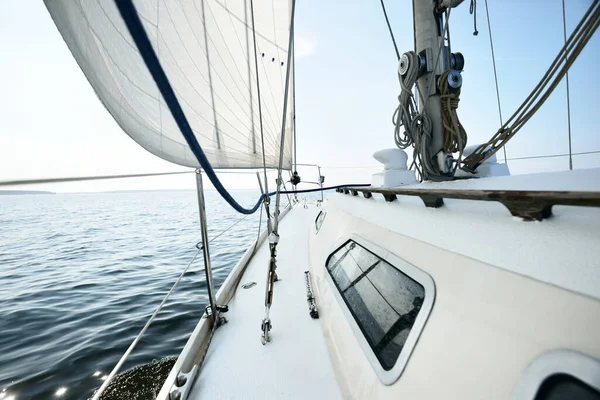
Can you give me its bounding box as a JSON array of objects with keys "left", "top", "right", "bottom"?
[{"left": 45, "top": 0, "right": 294, "bottom": 170}]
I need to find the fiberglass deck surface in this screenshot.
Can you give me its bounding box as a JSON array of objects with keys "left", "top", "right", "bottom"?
[{"left": 190, "top": 205, "right": 342, "bottom": 400}]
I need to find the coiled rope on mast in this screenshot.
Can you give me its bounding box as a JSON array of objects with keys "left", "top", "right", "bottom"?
[
  {"left": 439, "top": 69, "right": 467, "bottom": 174},
  {"left": 393, "top": 7, "right": 463, "bottom": 182}
]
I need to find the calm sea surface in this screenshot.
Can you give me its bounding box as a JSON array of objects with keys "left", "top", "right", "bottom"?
[{"left": 0, "top": 190, "right": 266, "bottom": 400}]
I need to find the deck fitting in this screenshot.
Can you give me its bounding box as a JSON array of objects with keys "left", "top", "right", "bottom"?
[
  {"left": 419, "top": 194, "right": 444, "bottom": 208},
  {"left": 363, "top": 191, "right": 372, "bottom": 199},
  {"left": 382, "top": 193, "right": 397, "bottom": 202},
  {"left": 498, "top": 199, "right": 553, "bottom": 221},
  {"left": 350, "top": 189, "right": 358, "bottom": 196}
]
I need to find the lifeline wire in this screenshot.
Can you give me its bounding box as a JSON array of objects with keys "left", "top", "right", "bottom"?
[
  {"left": 0, "top": 171, "right": 193, "bottom": 187},
  {"left": 91, "top": 249, "right": 202, "bottom": 400}
]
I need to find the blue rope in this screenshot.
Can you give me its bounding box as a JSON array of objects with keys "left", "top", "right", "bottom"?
[
  {"left": 115, "top": 1, "right": 370, "bottom": 213},
  {"left": 116, "top": 0, "right": 264, "bottom": 214}
]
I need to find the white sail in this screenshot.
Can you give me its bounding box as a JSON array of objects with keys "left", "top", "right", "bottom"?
[{"left": 44, "top": 0, "right": 294, "bottom": 169}]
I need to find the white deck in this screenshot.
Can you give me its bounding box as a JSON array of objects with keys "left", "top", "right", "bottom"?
[{"left": 189, "top": 205, "right": 342, "bottom": 399}]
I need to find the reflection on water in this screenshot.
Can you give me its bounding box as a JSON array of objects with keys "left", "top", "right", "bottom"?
[{"left": 0, "top": 190, "right": 263, "bottom": 399}]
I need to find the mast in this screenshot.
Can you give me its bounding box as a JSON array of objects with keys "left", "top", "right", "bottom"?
[{"left": 413, "top": 0, "right": 447, "bottom": 173}]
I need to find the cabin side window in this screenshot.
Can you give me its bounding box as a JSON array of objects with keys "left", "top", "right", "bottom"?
[
  {"left": 326, "top": 239, "right": 427, "bottom": 372},
  {"left": 315, "top": 210, "right": 326, "bottom": 233}
]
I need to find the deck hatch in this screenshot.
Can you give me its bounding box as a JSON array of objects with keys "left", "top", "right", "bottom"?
[{"left": 325, "top": 237, "right": 435, "bottom": 383}]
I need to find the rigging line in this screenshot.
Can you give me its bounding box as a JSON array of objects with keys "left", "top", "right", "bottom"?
[
  {"left": 116, "top": 0, "right": 269, "bottom": 215},
  {"left": 282, "top": 181, "right": 292, "bottom": 207},
  {"left": 254, "top": 201, "right": 264, "bottom": 252},
  {"left": 292, "top": 38, "right": 297, "bottom": 173},
  {"left": 272, "top": 0, "right": 286, "bottom": 97},
  {"left": 506, "top": 149, "right": 600, "bottom": 161},
  {"left": 483, "top": 0, "right": 507, "bottom": 163},
  {"left": 91, "top": 248, "right": 201, "bottom": 400},
  {"left": 95, "top": 0, "right": 242, "bottom": 135},
  {"left": 199, "top": 0, "right": 221, "bottom": 148},
  {"left": 250, "top": 0, "right": 271, "bottom": 201},
  {"left": 272, "top": 0, "right": 296, "bottom": 234},
  {"left": 211, "top": 0, "right": 286, "bottom": 51},
  {"left": 84, "top": 2, "right": 250, "bottom": 151},
  {"left": 203, "top": 1, "right": 282, "bottom": 151},
  {"left": 511, "top": 4, "right": 599, "bottom": 126},
  {"left": 0, "top": 171, "right": 193, "bottom": 187},
  {"left": 222, "top": 0, "right": 282, "bottom": 140},
  {"left": 462, "top": 0, "right": 600, "bottom": 170},
  {"left": 562, "top": 0, "right": 574, "bottom": 171},
  {"left": 445, "top": 8, "right": 452, "bottom": 55},
  {"left": 242, "top": 0, "right": 255, "bottom": 153},
  {"left": 91, "top": 1, "right": 265, "bottom": 152},
  {"left": 194, "top": 0, "right": 280, "bottom": 143},
  {"left": 163, "top": 3, "right": 279, "bottom": 146},
  {"left": 95, "top": 201, "right": 252, "bottom": 400},
  {"left": 379, "top": 0, "right": 400, "bottom": 60},
  {"left": 197, "top": 213, "right": 251, "bottom": 249},
  {"left": 319, "top": 165, "right": 380, "bottom": 169},
  {"left": 256, "top": 41, "right": 286, "bottom": 143},
  {"left": 155, "top": 37, "right": 279, "bottom": 154},
  {"left": 159, "top": 5, "right": 271, "bottom": 146},
  {"left": 178, "top": 0, "right": 259, "bottom": 121},
  {"left": 243, "top": 20, "right": 286, "bottom": 138}
]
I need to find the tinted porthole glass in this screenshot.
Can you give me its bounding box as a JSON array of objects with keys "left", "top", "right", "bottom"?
[
  {"left": 326, "top": 240, "right": 425, "bottom": 370},
  {"left": 535, "top": 374, "right": 600, "bottom": 400}
]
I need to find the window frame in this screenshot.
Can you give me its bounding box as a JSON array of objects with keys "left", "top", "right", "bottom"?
[
  {"left": 315, "top": 210, "right": 326, "bottom": 233},
  {"left": 513, "top": 350, "right": 600, "bottom": 399},
  {"left": 324, "top": 234, "right": 436, "bottom": 385}
]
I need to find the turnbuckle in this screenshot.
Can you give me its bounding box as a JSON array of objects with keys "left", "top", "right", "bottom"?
[{"left": 260, "top": 318, "right": 272, "bottom": 345}]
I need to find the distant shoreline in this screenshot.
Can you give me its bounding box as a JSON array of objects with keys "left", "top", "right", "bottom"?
[{"left": 0, "top": 190, "right": 55, "bottom": 195}]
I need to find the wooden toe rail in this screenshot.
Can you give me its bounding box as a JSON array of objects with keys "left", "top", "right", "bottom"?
[{"left": 336, "top": 186, "right": 600, "bottom": 221}]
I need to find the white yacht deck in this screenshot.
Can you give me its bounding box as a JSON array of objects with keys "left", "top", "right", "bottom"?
[{"left": 190, "top": 204, "right": 342, "bottom": 399}]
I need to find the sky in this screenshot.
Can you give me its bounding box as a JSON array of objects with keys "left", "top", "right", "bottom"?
[{"left": 0, "top": 0, "right": 598, "bottom": 193}]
